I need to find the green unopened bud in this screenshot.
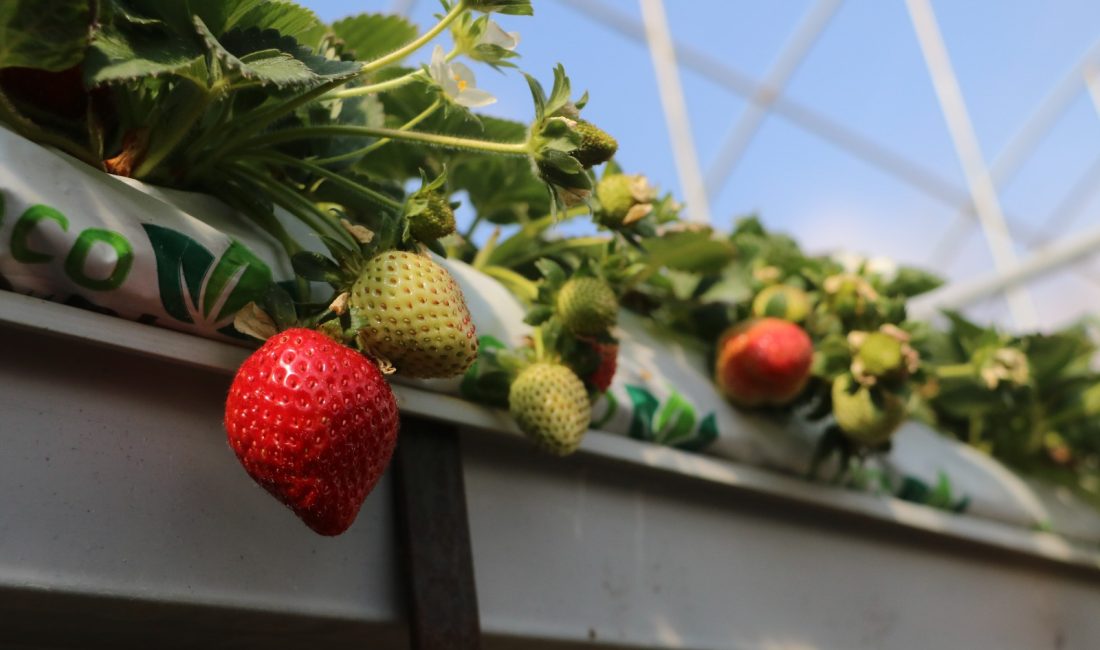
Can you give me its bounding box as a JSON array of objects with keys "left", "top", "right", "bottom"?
[
  {"left": 849, "top": 325, "right": 919, "bottom": 385},
  {"left": 751, "top": 284, "right": 811, "bottom": 323},
  {"left": 571, "top": 119, "right": 618, "bottom": 168},
  {"left": 406, "top": 193, "right": 456, "bottom": 242},
  {"left": 595, "top": 173, "right": 655, "bottom": 227},
  {"left": 975, "top": 346, "right": 1030, "bottom": 389},
  {"left": 857, "top": 332, "right": 904, "bottom": 376},
  {"left": 823, "top": 273, "right": 879, "bottom": 319}
]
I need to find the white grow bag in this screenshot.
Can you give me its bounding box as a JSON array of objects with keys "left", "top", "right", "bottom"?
[{"left": 3, "top": 125, "right": 1098, "bottom": 542}]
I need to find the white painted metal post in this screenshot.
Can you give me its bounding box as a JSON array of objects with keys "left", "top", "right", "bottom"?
[
  {"left": 907, "top": 0, "right": 1036, "bottom": 329},
  {"left": 638, "top": 0, "right": 712, "bottom": 223}
]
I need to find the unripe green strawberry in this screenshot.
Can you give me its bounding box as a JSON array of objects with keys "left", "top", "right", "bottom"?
[
  {"left": 407, "top": 193, "right": 456, "bottom": 242},
  {"left": 595, "top": 173, "right": 654, "bottom": 228},
  {"left": 509, "top": 362, "right": 591, "bottom": 455},
  {"left": 349, "top": 251, "right": 478, "bottom": 378},
  {"left": 715, "top": 318, "right": 813, "bottom": 407},
  {"left": 751, "top": 285, "right": 811, "bottom": 323},
  {"left": 556, "top": 277, "right": 618, "bottom": 336},
  {"left": 571, "top": 119, "right": 618, "bottom": 168},
  {"left": 831, "top": 373, "right": 906, "bottom": 445}
]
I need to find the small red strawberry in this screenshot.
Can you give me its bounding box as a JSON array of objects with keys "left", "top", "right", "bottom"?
[
  {"left": 715, "top": 318, "right": 813, "bottom": 407},
  {"left": 586, "top": 340, "right": 618, "bottom": 393},
  {"left": 225, "top": 328, "right": 399, "bottom": 536}
]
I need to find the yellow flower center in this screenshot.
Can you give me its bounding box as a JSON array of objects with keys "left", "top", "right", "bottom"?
[{"left": 451, "top": 71, "right": 468, "bottom": 91}]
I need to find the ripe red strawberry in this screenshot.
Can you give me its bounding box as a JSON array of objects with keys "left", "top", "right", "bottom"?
[
  {"left": 715, "top": 318, "right": 813, "bottom": 407},
  {"left": 586, "top": 340, "right": 618, "bottom": 393},
  {"left": 225, "top": 328, "right": 399, "bottom": 536}
]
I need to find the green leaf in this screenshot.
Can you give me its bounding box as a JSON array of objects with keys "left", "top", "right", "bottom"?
[
  {"left": 641, "top": 230, "right": 736, "bottom": 273},
  {"left": 262, "top": 282, "right": 298, "bottom": 330},
  {"left": 232, "top": 0, "right": 326, "bottom": 50},
  {"left": 469, "top": 0, "right": 534, "bottom": 16},
  {"left": 204, "top": 22, "right": 362, "bottom": 88},
  {"left": 449, "top": 119, "right": 551, "bottom": 225},
  {"left": 523, "top": 305, "right": 553, "bottom": 326},
  {"left": 331, "top": 13, "right": 418, "bottom": 64},
  {"left": 887, "top": 266, "right": 943, "bottom": 298},
  {"left": 534, "top": 257, "right": 566, "bottom": 285},
  {"left": 0, "top": 0, "right": 90, "bottom": 71},
  {"left": 86, "top": 20, "right": 205, "bottom": 85}
]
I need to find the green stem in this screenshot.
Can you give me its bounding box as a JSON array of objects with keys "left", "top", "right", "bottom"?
[
  {"left": 182, "top": 96, "right": 234, "bottom": 175},
  {"left": 231, "top": 163, "right": 353, "bottom": 246},
  {"left": 209, "top": 1, "right": 467, "bottom": 160},
  {"left": 312, "top": 99, "right": 442, "bottom": 165},
  {"left": 328, "top": 70, "right": 426, "bottom": 100},
  {"left": 470, "top": 227, "right": 499, "bottom": 269},
  {"left": 359, "top": 1, "right": 467, "bottom": 75},
  {"left": 244, "top": 151, "right": 404, "bottom": 211},
  {"left": 0, "top": 89, "right": 101, "bottom": 168},
  {"left": 534, "top": 325, "right": 546, "bottom": 362},
  {"left": 234, "top": 124, "right": 531, "bottom": 157},
  {"left": 222, "top": 170, "right": 303, "bottom": 257},
  {"left": 934, "top": 363, "right": 976, "bottom": 380},
  {"left": 135, "top": 82, "right": 215, "bottom": 179}
]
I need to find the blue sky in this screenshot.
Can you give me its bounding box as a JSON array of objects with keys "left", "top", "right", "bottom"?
[{"left": 300, "top": 0, "right": 1100, "bottom": 329}]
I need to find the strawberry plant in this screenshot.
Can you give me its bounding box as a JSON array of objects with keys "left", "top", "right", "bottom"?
[{"left": 5, "top": 0, "right": 1100, "bottom": 527}]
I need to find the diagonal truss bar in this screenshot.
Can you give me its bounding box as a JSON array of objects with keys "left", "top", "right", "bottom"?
[
  {"left": 908, "top": 219, "right": 1100, "bottom": 319},
  {"left": 928, "top": 37, "right": 1100, "bottom": 267},
  {"left": 559, "top": 0, "right": 1042, "bottom": 238},
  {"left": 906, "top": 0, "right": 1035, "bottom": 329},
  {"left": 638, "top": 0, "right": 711, "bottom": 223},
  {"left": 704, "top": 0, "right": 843, "bottom": 200}
]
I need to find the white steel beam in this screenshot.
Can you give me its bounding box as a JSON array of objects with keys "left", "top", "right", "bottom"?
[
  {"left": 703, "top": 0, "right": 843, "bottom": 200},
  {"left": 909, "top": 219, "right": 1100, "bottom": 319},
  {"left": 559, "top": 0, "right": 1043, "bottom": 239},
  {"left": 928, "top": 37, "right": 1100, "bottom": 267},
  {"left": 639, "top": 0, "right": 711, "bottom": 223},
  {"left": 906, "top": 0, "right": 1036, "bottom": 329}
]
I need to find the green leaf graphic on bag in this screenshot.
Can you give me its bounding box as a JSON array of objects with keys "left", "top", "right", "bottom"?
[
  {"left": 626, "top": 385, "right": 660, "bottom": 442},
  {"left": 143, "top": 224, "right": 272, "bottom": 328},
  {"left": 626, "top": 384, "right": 717, "bottom": 451},
  {"left": 675, "top": 412, "right": 718, "bottom": 452},
  {"left": 654, "top": 390, "right": 696, "bottom": 445}
]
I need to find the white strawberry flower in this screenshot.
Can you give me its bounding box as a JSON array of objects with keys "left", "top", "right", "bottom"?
[
  {"left": 865, "top": 256, "right": 898, "bottom": 282},
  {"left": 477, "top": 20, "right": 520, "bottom": 50},
  {"left": 833, "top": 251, "right": 898, "bottom": 282},
  {"left": 429, "top": 46, "right": 496, "bottom": 108}
]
